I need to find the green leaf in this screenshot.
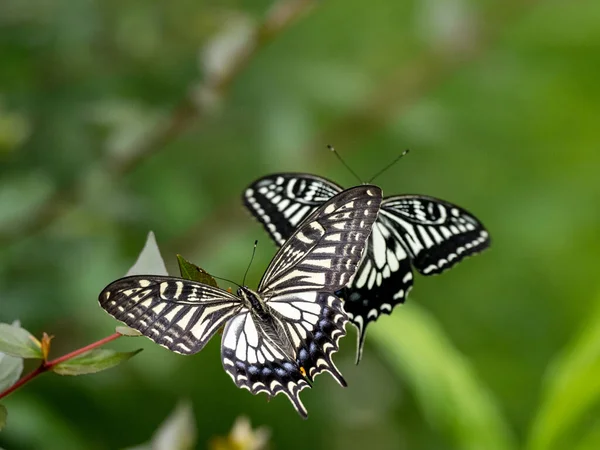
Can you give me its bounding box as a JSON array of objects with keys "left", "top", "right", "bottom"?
[
  {"left": 52, "top": 349, "right": 142, "bottom": 376},
  {"left": 526, "top": 290, "right": 600, "bottom": 450},
  {"left": 0, "top": 349, "right": 24, "bottom": 393},
  {"left": 0, "top": 403, "right": 6, "bottom": 431},
  {"left": 0, "top": 321, "right": 25, "bottom": 391},
  {"left": 116, "top": 326, "right": 142, "bottom": 337},
  {"left": 369, "top": 303, "right": 516, "bottom": 450},
  {"left": 176, "top": 254, "right": 218, "bottom": 287},
  {"left": 0, "top": 323, "right": 43, "bottom": 359}
]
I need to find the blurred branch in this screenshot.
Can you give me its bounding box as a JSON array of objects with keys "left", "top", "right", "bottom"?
[
  {"left": 207, "top": 0, "right": 317, "bottom": 91},
  {"left": 0, "top": 0, "right": 318, "bottom": 247},
  {"left": 165, "top": 52, "right": 453, "bottom": 255},
  {"left": 167, "top": 0, "right": 541, "bottom": 257}
]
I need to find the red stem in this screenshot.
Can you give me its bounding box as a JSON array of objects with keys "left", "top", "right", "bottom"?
[
  {"left": 0, "top": 332, "right": 122, "bottom": 401},
  {"left": 0, "top": 365, "right": 45, "bottom": 400},
  {"left": 45, "top": 332, "right": 121, "bottom": 368}
]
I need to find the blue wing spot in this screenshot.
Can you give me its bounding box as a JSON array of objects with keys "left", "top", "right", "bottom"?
[{"left": 298, "top": 348, "right": 308, "bottom": 361}]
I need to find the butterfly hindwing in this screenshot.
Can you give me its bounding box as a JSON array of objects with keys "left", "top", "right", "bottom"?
[
  {"left": 337, "top": 217, "right": 415, "bottom": 362},
  {"left": 267, "top": 292, "right": 348, "bottom": 386},
  {"left": 221, "top": 291, "right": 347, "bottom": 418},
  {"left": 99, "top": 275, "right": 242, "bottom": 355},
  {"left": 221, "top": 310, "right": 312, "bottom": 417}
]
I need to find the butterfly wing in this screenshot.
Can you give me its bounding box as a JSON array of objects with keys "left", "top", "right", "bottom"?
[
  {"left": 221, "top": 307, "right": 313, "bottom": 418},
  {"left": 341, "top": 195, "right": 490, "bottom": 361},
  {"left": 221, "top": 291, "right": 349, "bottom": 418},
  {"left": 243, "top": 173, "right": 343, "bottom": 245},
  {"left": 336, "top": 215, "right": 415, "bottom": 362},
  {"left": 223, "top": 185, "right": 383, "bottom": 418},
  {"left": 99, "top": 275, "right": 242, "bottom": 355},
  {"left": 380, "top": 195, "right": 490, "bottom": 275},
  {"left": 259, "top": 184, "right": 383, "bottom": 295}
]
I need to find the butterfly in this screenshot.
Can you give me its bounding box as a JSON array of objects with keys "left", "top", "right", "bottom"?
[
  {"left": 243, "top": 174, "right": 490, "bottom": 363},
  {"left": 98, "top": 185, "right": 383, "bottom": 418}
]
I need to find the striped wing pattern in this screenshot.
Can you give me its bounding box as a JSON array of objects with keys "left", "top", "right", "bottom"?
[
  {"left": 380, "top": 196, "right": 490, "bottom": 275},
  {"left": 99, "top": 276, "right": 242, "bottom": 355},
  {"left": 98, "top": 185, "right": 382, "bottom": 418},
  {"left": 222, "top": 185, "right": 382, "bottom": 417},
  {"left": 268, "top": 292, "right": 348, "bottom": 385},
  {"left": 243, "top": 174, "right": 490, "bottom": 363},
  {"left": 259, "top": 185, "right": 382, "bottom": 295},
  {"left": 336, "top": 216, "right": 415, "bottom": 362},
  {"left": 221, "top": 291, "right": 347, "bottom": 418},
  {"left": 244, "top": 173, "right": 342, "bottom": 245}
]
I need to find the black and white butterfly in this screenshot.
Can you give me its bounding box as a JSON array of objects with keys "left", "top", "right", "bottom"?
[
  {"left": 99, "top": 185, "right": 382, "bottom": 418},
  {"left": 244, "top": 174, "right": 490, "bottom": 363}
]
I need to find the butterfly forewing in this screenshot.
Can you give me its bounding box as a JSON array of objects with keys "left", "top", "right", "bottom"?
[
  {"left": 259, "top": 185, "right": 382, "bottom": 294},
  {"left": 380, "top": 195, "right": 490, "bottom": 275},
  {"left": 244, "top": 174, "right": 491, "bottom": 364},
  {"left": 244, "top": 174, "right": 342, "bottom": 245},
  {"left": 99, "top": 275, "right": 242, "bottom": 355}
]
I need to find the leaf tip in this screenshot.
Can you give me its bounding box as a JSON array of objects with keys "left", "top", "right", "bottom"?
[{"left": 116, "top": 326, "right": 142, "bottom": 337}]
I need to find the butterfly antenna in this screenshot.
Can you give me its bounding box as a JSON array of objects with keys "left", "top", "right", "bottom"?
[
  {"left": 367, "top": 149, "right": 410, "bottom": 184},
  {"left": 327, "top": 145, "right": 363, "bottom": 185},
  {"left": 212, "top": 275, "right": 242, "bottom": 289},
  {"left": 242, "top": 240, "right": 258, "bottom": 286}
]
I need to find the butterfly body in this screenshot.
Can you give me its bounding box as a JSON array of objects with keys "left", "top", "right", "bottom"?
[
  {"left": 238, "top": 286, "right": 273, "bottom": 321},
  {"left": 99, "top": 185, "right": 383, "bottom": 417},
  {"left": 234, "top": 286, "right": 298, "bottom": 360},
  {"left": 244, "top": 173, "right": 490, "bottom": 362}
]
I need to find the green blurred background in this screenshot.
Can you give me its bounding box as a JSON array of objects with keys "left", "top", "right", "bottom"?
[{"left": 1, "top": 0, "right": 600, "bottom": 449}]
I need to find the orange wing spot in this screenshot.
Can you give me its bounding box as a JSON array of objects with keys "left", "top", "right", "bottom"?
[
  {"left": 227, "top": 287, "right": 233, "bottom": 293},
  {"left": 299, "top": 367, "right": 307, "bottom": 377}
]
